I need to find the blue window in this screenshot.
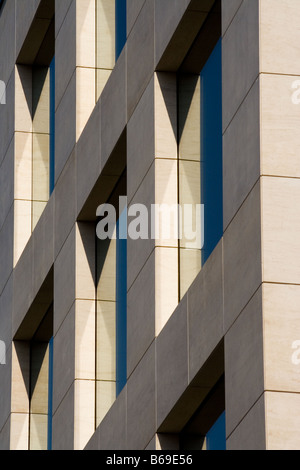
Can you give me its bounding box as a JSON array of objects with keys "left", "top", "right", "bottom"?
[
  {"left": 178, "top": 37, "right": 223, "bottom": 299},
  {"left": 200, "top": 38, "right": 223, "bottom": 264},
  {"left": 206, "top": 411, "right": 226, "bottom": 451},
  {"left": 115, "top": 0, "right": 127, "bottom": 60},
  {"left": 96, "top": 182, "right": 127, "bottom": 425},
  {"left": 116, "top": 209, "right": 127, "bottom": 396}
]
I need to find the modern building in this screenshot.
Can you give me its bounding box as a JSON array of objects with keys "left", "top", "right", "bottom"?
[{"left": 0, "top": 0, "right": 300, "bottom": 451}]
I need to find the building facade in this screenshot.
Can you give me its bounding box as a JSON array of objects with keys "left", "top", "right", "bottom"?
[{"left": 1, "top": 0, "right": 300, "bottom": 451}]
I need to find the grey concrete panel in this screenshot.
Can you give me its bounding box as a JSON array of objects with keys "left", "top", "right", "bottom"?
[
  {"left": 54, "top": 71, "right": 76, "bottom": 184},
  {"left": 53, "top": 227, "right": 75, "bottom": 334},
  {"left": 52, "top": 304, "right": 75, "bottom": 416},
  {"left": 55, "top": 0, "right": 73, "bottom": 37},
  {"left": 127, "top": 0, "right": 146, "bottom": 37},
  {"left": 0, "top": 0, "right": 16, "bottom": 84},
  {"left": 33, "top": 195, "right": 54, "bottom": 296},
  {"left": 127, "top": 0, "right": 154, "bottom": 119},
  {"left": 52, "top": 381, "right": 75, "bottom": 450},
  {"left": 76, "top": 101, "right": 101, "bottom": 217},
  {"left": 156, "top": 296, "right": 188, "bottom": 428},
  {"left": 188, "top": 239, "right": 224, "bottom": 383},
  {"left": 226, "top": 390, "right": 266, "bottom": 450},
  {"left": 222, "top": 0, "right": 259, "bottom": 131},
  {"left": 0, "top": 72, "right": 15, "bottom": 167},
  {"left": 127, "top": 77, "right": 154, "bottom": 204},
  {"left": 100, "top": 45, "right": 127, "bottom": 169},
  {"left": 222, "top": 0, "right": 243, "bottom": 35},
  {"left": 0, "top": 139, "right": 14, "bottom": 232},
  {"left": 223, "top": 78, "right": 260, "bottom": 230},
  {"left": 127, "top": 162, "right": 155, "bottom": 290},
  {"left": 54, "top": 150, "right": 76, "bottom": 258},
  {"left": 223, "top": 181, "right": 262, "bottom": 331},
  {"left": 127, "top": 253, "right": 155, "bottom": 378},
  {"left": 127, "top": 342, "right": 156, "bottom": 450},
  {"left": 225, "top": 287, "right": 264, "bottom": 437},
  {"left": 55, "top": 0, "right": 76, "bottom": 110}
]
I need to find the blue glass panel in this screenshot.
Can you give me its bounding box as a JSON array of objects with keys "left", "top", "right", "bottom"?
[
  {"left": 49, "top": 57, "right": 55, "bottom": 194},
  {"left": 206, "top": 411, "right": 226, "bottom": 451},
  {"left": 115, "top": 0, "right": 127, "bottom": 60},
  {"left": 200, "top": 38, "right": 223, "bottom": 264},
  {"left": 47, "top": 336, "right": 54, "bottom": 450},
  {"left": 116, "top": 209, "right": 127, "bottom": 396}
]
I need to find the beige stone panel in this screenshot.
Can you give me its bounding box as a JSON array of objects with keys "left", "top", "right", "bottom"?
[
  {"left": 32, "top": 201, "right": 47, "bottom": 231},
  {"left": 263, "top": 283, "right": 300, "bottom": 393},
  {"left": 76, "top": 0, "right": 96, "bottom": 68},
  {"left": 154, "top": 73, "right": 177, "bottom": 159},
  {"left": 32, "top": 67, "right": 50, "bottom": 135},
  {"left": 14, "top": 199, "right": 32, "bottom": 265},
  {"left": 180, "top": 248, "right": 202, "bottom": 300},
  {"left": 10, "top": 413, "right": 29, "bottom": 450},
  {"left": 29, "top": 413, "right": 48, "bottom": 450},
  {"left": 96, "top": 68, "right": 112, "bottom": 100},
  {"left": 179, "top": 160, "right": 201, "bottom": 206},
  {"left": 75, "top": 299, "right": 95, "bottom": 380},
  {"left": 260, "top": 73, "right": 300, "bottom": 178},
  {"left": 32, "top": 133, "right": 50, "bottom": 202},
  {"left": 178, "top": 74, "right": 201, "bottom": 162},
  {"left": 155, "top": 247, "right": 179, "bottom": 336},
  {"left": 154, "top": 158, "right": 178, "bottom": 248},
  {"left": 261, "top": 176, "right": 300, "bottom": 284},
  {"left": 76, "top": 67, "right": 96, "bottom": 140},
  {"left": 15, "top": 65, "right": 32, "bottom": 133},
  {"left": 260, "top": 0, "right": 300, "bottom": 75},
  {"left": 11, "top": 342, "right": 30, "bottom": 414},
  {"left": 30, "top": 343, "right": 49, "bottom": 415},
  {"left": 76, "top": 222, "right": 96, "bottom": 301},
  {"left": 265, "top": 391, "right": 300, "bottom": 450},
  {"left": 96, "top": 236, "right": 117, "bottom": 302},
  {"left": 96, "top": 380, "right": 116, "bottom": 426},
  {"left": 14, "top": 132, "right": 32, "bottom": 201},
  {"left": 74, "top": 379, "right": 95, "bottom": 450},
  {"left": 96, "top": 300, "right": 116, "bottom": 382},
  {"left": 96, "top": 0, "right": 116, "bottom": 70},
  {"left": 178, "top": 159, "right": 202, "bottom": 249}
]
